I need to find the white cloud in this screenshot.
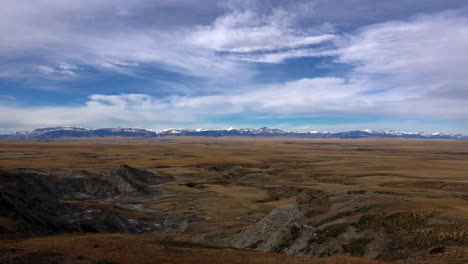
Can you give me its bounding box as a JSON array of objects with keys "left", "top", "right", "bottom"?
[
  {"left": 231, "top": 48, "right": 338, "bottom": 63},
  {"left": 0, "top": 0, "right": 250, "bottom": 81},
  {"left": 329, "top": 10, "right": 468, "bottom": 122},
  {"left": 190, "top": 10, "right": 336, "bottom": 53},
  {"left": 188, "top": 8, "right": 339, "bottom": 63},
  {"left": 0, "top": 1, "right": 344, "bottom": 81},
  {"left": 34, "top": 66, "right": 56, "bottom": 75},
  {"left": 339, "top": 11, "right": 468, "bottom": 97},
  {"left": 2, "top": 75, "right": 467, "bottom": 133},
  {"left": 33, "top": 63, "right": 78, "bottom": 77},
  {"left": 1, "top": 2, "right": 468, "bottom": 133}
]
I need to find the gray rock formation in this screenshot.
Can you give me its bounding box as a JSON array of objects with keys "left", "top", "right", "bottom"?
[
  {"left": 216, "top": 190, "right": 460, "bottom": 260},
  {"left": 0, "top": 166, "right": 172, "bottom": 236},
  {"left": 105, "top": 165, "right": 171, "bottom": 195}
]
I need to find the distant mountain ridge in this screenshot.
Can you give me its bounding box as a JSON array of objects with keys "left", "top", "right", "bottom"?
[{"left": 1, "top": 126, "right": 466, "bottom": 140}]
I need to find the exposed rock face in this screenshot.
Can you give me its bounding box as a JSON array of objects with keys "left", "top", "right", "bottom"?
[
  {"left": 229, "top": 204, "right": 306, "bottom": 252},
  {"left": 67, "top": 165, "right": 172, "bottom": 199},
  {"left": 0, "top": 166, "right": 172, "bottom": 235},
  {"left": 218, "top": 190, "right": 468, "bottom": 260},
  {"left": 55, "top": 171, "right": 119, "bottom": 199},
  {"left": 104, "top": 165, "right": 171, "bottom": 195}
]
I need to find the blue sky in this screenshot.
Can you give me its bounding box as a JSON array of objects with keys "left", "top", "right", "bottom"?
[{"left": 1, "top": 0, "right": 468, "bottom": 133}]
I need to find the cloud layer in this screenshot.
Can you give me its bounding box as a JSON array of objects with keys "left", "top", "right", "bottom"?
[
  {"left": 0, "top": 0, "right": 249, "bottom": 80},
  {"left": 1, "top": 76, "right": 466, "bottom": 133},
  {"left": 1, "top": 1, "right": 468, "bottom": 133}
]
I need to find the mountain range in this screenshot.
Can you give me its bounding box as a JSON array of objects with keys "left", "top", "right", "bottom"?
[{"left": 1, "top": 126, "right": 466, "bottom": 140}]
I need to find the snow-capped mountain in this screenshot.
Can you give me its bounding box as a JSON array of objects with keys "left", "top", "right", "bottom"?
[
  {"left": 1, "top": 127, "right": 466, "bottom": 139},
  {"left": 5, "top": 127, "right": 157, "bottom": 139},
  {"left": 91, "top": 128, "right": 156, "bottom": 137},
  {"left": 157, "top": 127, "right": 290, "bottom": 137},
  {"left": 28, "top": 126, "right": 90, "bottom": 138}
]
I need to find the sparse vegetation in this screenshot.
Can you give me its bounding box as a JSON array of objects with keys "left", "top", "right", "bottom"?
[
  {"left": 0, "top": 137, "right": 467, "bottom": 263},
  {"left": 317, "top": 206, "right": 375, "bottom": 226},
  {"left": 323, "top": 223, "right": 349, "bottom": 238},
  {"left": 310, "top": 223, "right": 349, "bottom": 244},
  {"left": 354, "top": 211, "right": 432, "bottom": 233},
  {"left": 343, "top": 238, "right": 371, "bottom": 256}
]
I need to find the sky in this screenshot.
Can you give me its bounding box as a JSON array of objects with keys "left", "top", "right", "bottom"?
[{"left": 1, "top": 0, "right": 468, "bottom": 134}]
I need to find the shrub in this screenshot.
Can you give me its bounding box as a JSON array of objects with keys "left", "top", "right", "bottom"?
[{"left": 343, "top": 238, "right": 371, "bottom": 256}]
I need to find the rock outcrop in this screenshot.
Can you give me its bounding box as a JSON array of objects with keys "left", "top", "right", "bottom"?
[
  {"left": 0, "top": 166, "right": 173, "bottom": 236},
  {"left": 104, "top": 165, "right": 171, "bottom": 195},
  {"left": 218, "top": 190, "right": 468, "bottom": 260}
]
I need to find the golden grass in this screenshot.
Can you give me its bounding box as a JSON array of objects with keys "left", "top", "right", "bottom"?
[
  {"left": 0, "top": 233, "right": 466, "bottom": 264},
  {"left": 0, "top": 137, "right": 467, "bottom": 263},
  {"left": 0, "top": 233, "right": 389, "bottom": 264},
  {"left": 1, "top": 138, "right": 467, "bottom": 225}
]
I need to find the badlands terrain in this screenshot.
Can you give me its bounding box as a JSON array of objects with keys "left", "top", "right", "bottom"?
[{"left": 0, "top": 137, "right": 467, "bottom": 264}]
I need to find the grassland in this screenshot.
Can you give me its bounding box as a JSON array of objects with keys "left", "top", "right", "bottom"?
[{"left": 0, "top": 137, "right": 467, "bottom": 263}]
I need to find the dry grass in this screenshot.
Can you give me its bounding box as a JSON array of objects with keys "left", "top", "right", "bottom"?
[
  {"left": 1, "top": 137, "right": 467, "bottom": 220},
  {"left": 0, "top": 137, "right": 467, "bottom": 263},
  {"left": 0, "top": 233, "right": 466, "bottom": 264},
  {"left": 0, "top": 233, "right": 385, "bottom": 264}
]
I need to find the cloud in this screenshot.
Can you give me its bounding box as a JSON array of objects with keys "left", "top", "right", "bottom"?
[
  {"left": 0, "top": 0, "right": 344, "bottom": 82},
  {"left": 230, "top": 48, "right": 338, "bottom": 63},
  {"left": 341, "top": 11, "right": 468, "bottom": 74},
  {"left": 336, "top": 10, "right": 468, "bottom": 118},
  {"left": 0, "top": 0, "right": 249, "bottom": 81},
  {"left": 1, "top": 2, "right": 468, "bottom": 133},
  {"left": 188, "top": 7, "right": 340, "bottom": 64},
  {"left": 33, "top": 63, "right": 78, "bottom": 77},
  {"left": 222, "top": 0, "right": 468, "bottom": 30},
  {"left": 1, "top": 74, "right": 466, "bottom": 133},
  {"left": 1, "top": 0, "right": 467, "bottom": 80},
  {"left": 190, "top": 9, "right": 336, "bottom": 53}
]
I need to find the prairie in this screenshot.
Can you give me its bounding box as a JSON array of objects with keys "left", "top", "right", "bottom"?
[{"left": 0, "top": 137, "right": 467, "bottom": 263}]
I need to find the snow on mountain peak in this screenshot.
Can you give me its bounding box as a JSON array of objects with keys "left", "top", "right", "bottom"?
[{"left": 4, "top": 126, "right": 465, "bottom": 140}]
